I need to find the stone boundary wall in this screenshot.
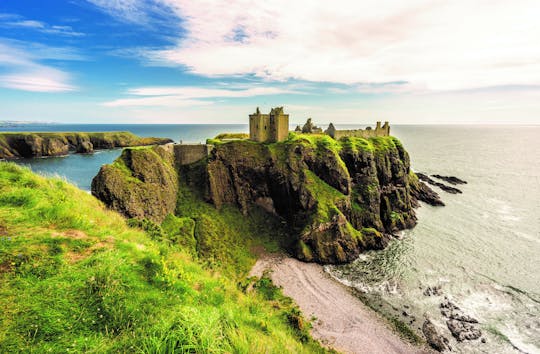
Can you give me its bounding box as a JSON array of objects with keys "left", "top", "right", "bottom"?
[
  {"left": 173, "top": 144, "right": 214, "bottom": 166},
  {"left": 332, "top": 129, "right": 384, "bottom": 139},
  {"left": 326, "top": 122, "right": 390, "bottom": 140}
]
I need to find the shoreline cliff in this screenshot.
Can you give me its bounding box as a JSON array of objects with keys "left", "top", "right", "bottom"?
[
  {"left": 92, "top": 133, "right": 442, "bottom": 265},
  {"left": 0, "top": 132, "right": 173, "bottom": 159}
]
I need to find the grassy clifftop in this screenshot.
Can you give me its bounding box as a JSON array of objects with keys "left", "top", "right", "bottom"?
[{"left": 0, "top": 162, "right": 328, "bottom": 353}]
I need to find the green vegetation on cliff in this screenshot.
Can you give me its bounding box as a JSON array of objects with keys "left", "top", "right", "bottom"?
[
  {"left": 92, "top": 132, "right": 433, "bottom": 265},
  {"left": 0, "top": 162, "right": 328, "bottom": 353},
  {"left": 201, "top": 133, "right": 419, "bottom": 263}
]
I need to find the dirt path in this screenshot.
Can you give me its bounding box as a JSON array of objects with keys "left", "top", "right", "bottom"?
[{"left": 250, "top": 253, "right": 431, "bottom": 354}]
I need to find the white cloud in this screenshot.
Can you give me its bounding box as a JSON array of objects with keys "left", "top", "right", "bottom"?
[
  {"left": 85, "top": 0, "right": 148, "bottom": 23},
  {"left": 0, "top": 40, "right": 77, "bottom": 92},
  {"left": 102, "top": 85, "right": 296, "bottom": 107},
  {"left": 85, "top": 0, "right": 175, "bottom": 28},
  {"left": 0, "top": 72, "right": 75, "bottom": 92},
  {"left": 0, "top": 15, "right": 84, "bottom": 36},
  {"left": 128, "top": 86, "right": 295, "bottom": 97},
  {"left": 135, "top": 0, "right": 540, "bottom": 91}
]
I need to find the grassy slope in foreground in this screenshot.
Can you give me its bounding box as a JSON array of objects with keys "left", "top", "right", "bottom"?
[{"left": 0, "top": 162, "right": 329, "bottom": 353}]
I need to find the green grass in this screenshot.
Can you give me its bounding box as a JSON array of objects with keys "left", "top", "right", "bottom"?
[
  {"left": 214, "top": 133, "right": 249, "bottom": 140},
  {"left": 0, "top": 162, "right": 328, "bottom": 353},
  {"left": 175, "top": 177, "right": 290, "bottom": 277},
  {"left": 303, "top": 170, "right": 346, "bottom": 224}
]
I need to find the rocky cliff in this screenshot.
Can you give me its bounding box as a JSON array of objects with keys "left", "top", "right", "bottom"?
[
  {"left": 0, "top": 132, "right": 173, "bottom": 159},
  {"left": 91, "top": 145, "right": 178, "bottom": 223},
  {"left": 92, "top": 134, "right": 442, "bottom": 264}
]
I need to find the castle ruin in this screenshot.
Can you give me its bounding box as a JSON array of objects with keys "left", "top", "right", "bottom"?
[
  {"left": 325, "top": 121, "right": 390, "bottom": 139},
  {"left": 248, "top": 107, "right": 389, "bottom": 142},
  {"left": 249, "top": 107, "right": 289, "bottom": 143}
]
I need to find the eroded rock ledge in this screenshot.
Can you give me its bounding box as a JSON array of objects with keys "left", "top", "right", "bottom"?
[
  {"left": 0, "top": 132, "right": 173, "bottom": 159},
  {"left": 92, "top": 135, "right": 442, "bottom": 264}
]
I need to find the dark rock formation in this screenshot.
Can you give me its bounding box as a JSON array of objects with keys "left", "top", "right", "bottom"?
[
  {"left": 440, "top": 299, "right": 482, "bottom": 342},
  {"left": 0, "top": 132, "right": 173, "bottom": 159},
  {"left": 411, "top": 177, "right": 445, "bottom": 206},
  {"left": 432, "top": 175, "right": 467, "bottom": 185},
  {"left": 91, "top": 145, "right": 178, "bottom": 223},
  {"left": 446, "top": 320, "right": 482, "bottom": 342},
  {"left": 202, "top": 136, "right": 438, "bottom": 264},
  {"left": 423, "top": 285, "right": 443, "bottom": 296},
  {"left": 76, "top": 141, "right": 94, "bottom": 154},
  {"left": 440, "top": 299, "right": 478, "bottom": 323},
  {"left": 416, "top": 173, "right": 462, "bottom": 194},
  {"left": 92, "top": 135, "right": 442, "bottom": 265},
  {"left": 422, "top": 319, "right": 450, "bottom": 352}
]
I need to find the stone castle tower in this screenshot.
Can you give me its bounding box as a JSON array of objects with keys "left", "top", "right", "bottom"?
[{"left": 249, "top": 107, "right": 289, "bottom": 143}]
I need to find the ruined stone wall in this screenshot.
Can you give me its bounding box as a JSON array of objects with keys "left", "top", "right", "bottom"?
[
  {"left": 332, "top": 129, "right": 376, "bottom": 139},
  {"left": 174, "top": 144, "right": 214, "bottom": 166},
  {"left": 329, "top": 122, "right": 390, "bottom": 140}
]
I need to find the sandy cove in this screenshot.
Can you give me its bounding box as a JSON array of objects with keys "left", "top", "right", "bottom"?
[{"left": 250, "top": 252, "right": 433, "bottom": 354}]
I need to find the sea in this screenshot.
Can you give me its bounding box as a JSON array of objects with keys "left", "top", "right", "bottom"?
[{"left": 2, "top": 123, "right": 539, "bottom": 354}]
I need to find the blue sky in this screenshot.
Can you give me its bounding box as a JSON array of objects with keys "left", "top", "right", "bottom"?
[{"left": 1, "top": 0, "right": 539, "bottom": 124}]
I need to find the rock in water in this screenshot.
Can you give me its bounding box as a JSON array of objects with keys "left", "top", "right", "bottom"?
[
  {"left": 423, "top": 285, "right": 443, "bottom": 296},
  {"left": 446, "top": 319, "right": 482, "bottom": 341},
  {"left": 431, "top": 175, "right": 467, "bottom": 185},
  {"left": 416, "top": 173, "right": 462, "bottom": 194},
  {"left": 439, "top": 299, "right": 482, "bottom": 342},
  {"left": 422, "top": 319, "right": 450, "bottom": 352},
  {"left": 411, "top": 180, "right": 445, "bottom": 206}
]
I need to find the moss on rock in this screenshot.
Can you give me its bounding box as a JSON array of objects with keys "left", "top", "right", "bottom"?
[
  {"left": 91, "top": 133, "right": 437, "bottom": 265},
  {"left": 91, "top": 145, "right": 178, "bottom": 223},
  {"left": 203, "top": 135, "right": 421, "bottom": 264}
]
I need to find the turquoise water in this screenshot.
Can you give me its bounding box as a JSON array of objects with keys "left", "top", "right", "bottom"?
[
  {"left": 5, "top": 124, "right": 247, "bottom": 191},
  {"left": 4, "top": 123, "right": 540, "bottom": 353}
]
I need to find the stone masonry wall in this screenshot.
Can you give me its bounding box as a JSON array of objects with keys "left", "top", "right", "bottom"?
[{"left": 174, "top": 144, "right": 214, "bottom": 166}]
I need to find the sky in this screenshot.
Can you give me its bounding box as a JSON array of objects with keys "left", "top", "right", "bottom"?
[{"left": 1, "top": 0, "right": 539, "bottom": 125}]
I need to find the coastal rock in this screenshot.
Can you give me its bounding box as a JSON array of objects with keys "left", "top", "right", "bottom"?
[
  {"left": 431, "top": 175, "right": 467, "bottom": 185},
  {"left": 0, "top": 132, "right": 173, "bottom": 159},
  {"left": 422, "top": 319, "right": 450, "bottom": 352},
  {"left": 76, "top": 141, "right": 94, "bottom": 154},
  {"left": 446, "top": 319, "right": 482, "bottom": 341},
  {"left": 203, "top": 136, "right": 428, "bottom": 263},
  {"left": 423, "top": 285, "right": 443, "bottom": 296},
  {"left": 93, "top": 135, "right": 442, "bottom": 265},
  {"left": 91, "top": 145, "right": 178, "bottom": 223},
  {"left": 410, "top": 177, "right": 445, "bottom": 206},
  {"left": 439, "top": 299, "right": 482, "bottom": 342},
  {"left": 416, "top": 173, "right": 462, "bottom": 194},
  {"left": 440, "top": 299, "right": 478, "bottom": 323}
]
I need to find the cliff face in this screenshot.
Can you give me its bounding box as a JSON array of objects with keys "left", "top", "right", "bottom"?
[
  {"left": 93, "top": 135, "right": 441, "bottom": 264},
  {"left": 204, "top": 136, "right": 425, "bottom": 263},
  {"left": 91, "top": 145, "right": 178, "bottom": 223},
  {"left": 0, "top": 132, "right": 173, "bottom": 159}
]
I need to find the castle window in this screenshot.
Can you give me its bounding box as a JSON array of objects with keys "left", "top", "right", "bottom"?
[{"left": 264, "top": 125, "right": 267, "bottom": 130}]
